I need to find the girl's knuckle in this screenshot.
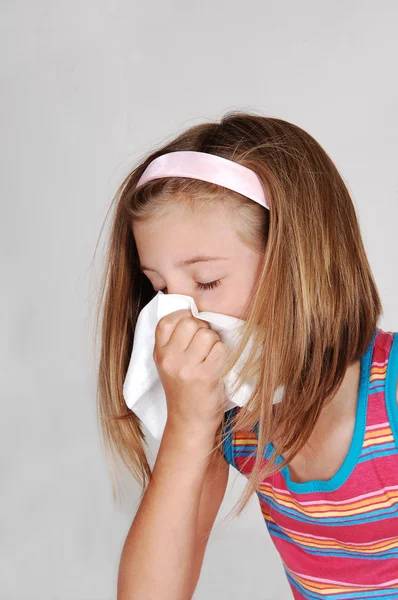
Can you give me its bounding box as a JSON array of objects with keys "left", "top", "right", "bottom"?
[
  {"left": 180, "top": 317, "right": 198, "bottom": 331},
  {"left": 156, "top": 317, "right": 171, "bottom": 331},
  {"left": 198, "top": 327, "right": 218, "bottom": 340},
  {"left": 159, "top": 354, "right": 173, "bottom": 372}
]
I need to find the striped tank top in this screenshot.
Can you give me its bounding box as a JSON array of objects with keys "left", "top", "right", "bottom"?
[{"left": 222, "top": 327, "right": 398, "bottom": 598}]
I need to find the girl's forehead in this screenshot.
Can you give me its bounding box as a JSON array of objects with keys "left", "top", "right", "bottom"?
[{"left": 133, "top": 207, "right": 238, "bottom": 245}]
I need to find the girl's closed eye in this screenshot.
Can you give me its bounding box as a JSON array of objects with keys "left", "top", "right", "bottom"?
[
  {"left": 196, "top": 279, "right": 221, "bottom": 290},
  {"left": 159, "top": 279, "right": 221, "bottom": 293}
]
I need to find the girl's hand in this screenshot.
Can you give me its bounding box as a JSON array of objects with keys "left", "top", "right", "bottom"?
[{"left": 153, "top": 309, "right": 228, "bottom": 435}]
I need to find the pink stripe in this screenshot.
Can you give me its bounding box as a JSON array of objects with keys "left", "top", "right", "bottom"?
[
  {"left": 372, "top": 359, "right": 388, "bottom": 367},
  {"left": 366, "top": 422, "right": 390, "bottom": 430}
]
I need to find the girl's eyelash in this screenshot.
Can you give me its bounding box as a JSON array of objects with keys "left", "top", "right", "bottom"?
[{"left": 195, "top": 279, "right": 221, "bottom": 291}]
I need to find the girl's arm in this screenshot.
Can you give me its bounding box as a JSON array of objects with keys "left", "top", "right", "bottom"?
[
  {"left": 117, "top": 421, "right": 228, "bottom": 600},
  {"left": 186, "top": 443, "right": 230, "bottom": 598}
]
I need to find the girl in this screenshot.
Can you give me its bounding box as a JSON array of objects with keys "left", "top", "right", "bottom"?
[{"left": 93, "top": 112, "right": 398, "bottom": 599}]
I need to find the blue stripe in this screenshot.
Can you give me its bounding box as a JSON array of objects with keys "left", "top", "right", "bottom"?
[
  {"left": 369, "top": 383, "right": 386, "bottom": 394},
  {"left": 358, "top": 447, "right": 398, "bottom": 463}
]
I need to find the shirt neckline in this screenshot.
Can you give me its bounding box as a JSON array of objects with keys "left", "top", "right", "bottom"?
[{"left": 261, "top": 327, "right": 379, "bottom": 494}]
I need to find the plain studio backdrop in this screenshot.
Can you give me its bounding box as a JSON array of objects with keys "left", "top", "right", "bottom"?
[{"left": 2, "top": 1, "right": 398, "bottom": 598}]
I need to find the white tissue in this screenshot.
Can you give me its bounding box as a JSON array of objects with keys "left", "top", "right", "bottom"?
[{"left": 122, "top": 291, "right": 283, "bottom": 440}]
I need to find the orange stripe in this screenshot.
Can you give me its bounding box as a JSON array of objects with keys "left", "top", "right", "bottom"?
[
  {"left": 364, "top": 426, "right": 392, "bottom": 439},
  {"left": 256, "top": 485, "right": 398, "bottom": 517}
]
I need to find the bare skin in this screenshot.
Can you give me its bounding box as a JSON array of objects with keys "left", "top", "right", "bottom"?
[{"left": 278, "top": 359, "right": 362, "bottom": 483}]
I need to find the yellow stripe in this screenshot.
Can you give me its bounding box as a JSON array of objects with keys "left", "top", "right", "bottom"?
[{"left": 363, "top": 433, "right": 394, "bottom": 447}]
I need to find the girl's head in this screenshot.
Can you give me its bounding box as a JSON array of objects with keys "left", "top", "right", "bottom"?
[{"left": 93, "top": 111, "right": 382, "bottom": 519}]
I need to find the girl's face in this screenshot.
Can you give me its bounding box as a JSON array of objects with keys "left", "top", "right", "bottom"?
[{"left": 132, "top": 203, "right": 264, "bottom": 319}]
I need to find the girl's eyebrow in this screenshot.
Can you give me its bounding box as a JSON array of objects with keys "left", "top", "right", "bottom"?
[{"left": 140, "top": 255, "right": 230, "bottom": 272}]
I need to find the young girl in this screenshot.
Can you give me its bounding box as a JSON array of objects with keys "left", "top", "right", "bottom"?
[{"left": 94, "top": 112, "right": 398, "bottom": 599}]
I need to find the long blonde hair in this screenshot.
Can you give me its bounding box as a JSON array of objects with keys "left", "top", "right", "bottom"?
[{"left": 92, "top": 111, "right": 382, "bottom": 522}]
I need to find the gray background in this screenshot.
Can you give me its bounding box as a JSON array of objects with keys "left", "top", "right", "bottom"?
[{"left": 2, "top": 1, "right": 398, "bottom": 598}]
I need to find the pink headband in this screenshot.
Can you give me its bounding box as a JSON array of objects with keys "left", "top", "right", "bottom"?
[{"left": 135, "top": 150, "right": 269, "bottom": 210}]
